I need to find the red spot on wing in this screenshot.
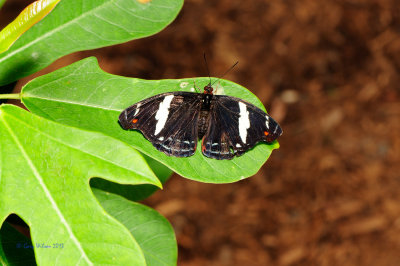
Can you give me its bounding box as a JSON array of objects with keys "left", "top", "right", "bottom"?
[
  {"left": 132, "top": 119, "right": 138, "bottom": 124},
  {"left": 264, "top": 131, "right": 269, "bottom": 136}
]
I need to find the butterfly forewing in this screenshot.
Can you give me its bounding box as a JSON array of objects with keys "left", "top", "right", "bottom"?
[
  {"left": 201, "top": 95, "right": 282, "bottom": 159},
  {"left": 119, "top": 92, "right": 203, "bottom": 157}
]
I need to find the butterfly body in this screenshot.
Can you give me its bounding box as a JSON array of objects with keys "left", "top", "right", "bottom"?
[{"left": 119, "top": 84, "right": 282, "bottom": 160}]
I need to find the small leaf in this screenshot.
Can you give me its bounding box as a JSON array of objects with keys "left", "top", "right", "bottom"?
[
  {"left": 0, "top": 0, "right": 183, "bottom": 85},
  {"left": 94, "top": 189, "right": 177, "bottom": 266},
  {"left": 0, "top": 0, "right": 60, "bottom": 54},
  {"left": 22, "top": 57, "right": 280, "bottom": 183},
  {"left": 0, "top": 104, "right": 161, "bottom": 265}
]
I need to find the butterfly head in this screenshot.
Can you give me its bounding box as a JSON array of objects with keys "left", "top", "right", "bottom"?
[{"left": 203, "top": 84, "right": 214, "bottom": 94}]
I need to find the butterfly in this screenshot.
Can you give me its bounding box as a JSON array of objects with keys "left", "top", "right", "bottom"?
[{"left": 118, "top": 82, "right": 282, "bottom": 160}]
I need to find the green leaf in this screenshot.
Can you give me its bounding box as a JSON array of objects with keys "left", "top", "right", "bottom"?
[
  {"left": 94, "top": 189, "right": 177, "bottom": 266},
  {"left": 0, "top": 222, "right": 35, "bottom": 266},
  {"left": 0, "top": 191, "right": 177, "bottom": 266},
  {"left": 0, "top": 0, "right": 61, "bottom": 54},
  {"left": 22, "top": 57, "right": 280, "bottom": 183},
  {"left": 0, "top": 0, "right": 183, "bottom": 85},
  {"left": 0, "top": 104, "right": 161, "bottom": 265},
  {"left": 91, "top": 154, "right": 173, "bottom": 202}
]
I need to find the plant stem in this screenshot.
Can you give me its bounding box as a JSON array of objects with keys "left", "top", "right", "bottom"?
[{"left": 0, "top": 93, "right": 20, "bottom": 100}]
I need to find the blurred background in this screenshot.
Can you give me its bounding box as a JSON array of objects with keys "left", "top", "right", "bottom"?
[{"left": 1, "top": 0, "right": 400, "bottom": 265}]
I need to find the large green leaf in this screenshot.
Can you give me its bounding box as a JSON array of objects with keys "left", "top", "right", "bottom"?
[
  {"left": 0, "top": 104, "right": 161, "bottom": 265},
  {"left": 0, "top": 191, "right": 177, "bottom": 266},
  {"left": 0, "top": 0, "right": 183, "bottom": 85},
  {"left": 94, "top": 189, "right": 177, "bottom": 266},
  {"left": 22, "top": 57, "right": 280, "bottom": 183}
]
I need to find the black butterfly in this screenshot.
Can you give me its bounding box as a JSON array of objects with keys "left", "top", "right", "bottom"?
[{"left": 119, "top": 82, "right": 282, "bottom": 160}]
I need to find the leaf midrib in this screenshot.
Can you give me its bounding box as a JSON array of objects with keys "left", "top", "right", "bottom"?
[{"left": 24, "top": 95, "right": 122, "bottom": 112}]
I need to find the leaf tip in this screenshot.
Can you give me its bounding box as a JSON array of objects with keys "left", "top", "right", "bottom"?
[
  {"left": 154, "top": 178, "right": 163, "bottom": 189},
  {"left": 274, "top": 140, "right": 280, "bottom": 149}
]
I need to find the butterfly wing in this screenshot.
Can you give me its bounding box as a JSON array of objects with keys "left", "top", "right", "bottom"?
[
  {"left": 201, "top": 95, "right": 282, "bottom": 159},
  {"left": 119, "top": 92, "right": 203, "bottom": 157}
]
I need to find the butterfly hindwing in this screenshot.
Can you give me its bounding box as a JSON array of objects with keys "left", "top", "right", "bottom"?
[
  {"left": 201, "top": 95, "right": 282, "bottom": 159},
  {"left": 119, "top": 92, "right": 203, "bottom": 157}
]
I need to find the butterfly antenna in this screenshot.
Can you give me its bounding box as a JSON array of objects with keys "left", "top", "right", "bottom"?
[
  {"left": 211, "top": 61, "right": 239, "bottom": 86},
  {"left": 192, "top": 79, "right": 201, "bottom": 93},
  {"left": 203, "top": 53, "right": 212, "bottom": 85}
]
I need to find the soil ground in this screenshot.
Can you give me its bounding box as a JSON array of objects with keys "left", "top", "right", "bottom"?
[{"left": 1, "top": 0, "right": 400, "bottom": 265}]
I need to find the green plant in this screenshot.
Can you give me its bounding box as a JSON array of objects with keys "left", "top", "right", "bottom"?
[{"left": 0, "top": 0, "right": 279, "bottom": 265}]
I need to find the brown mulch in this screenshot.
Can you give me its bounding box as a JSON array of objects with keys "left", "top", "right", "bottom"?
[{"left": 2, "top": 0, "right": 400, "bottom": 265}]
